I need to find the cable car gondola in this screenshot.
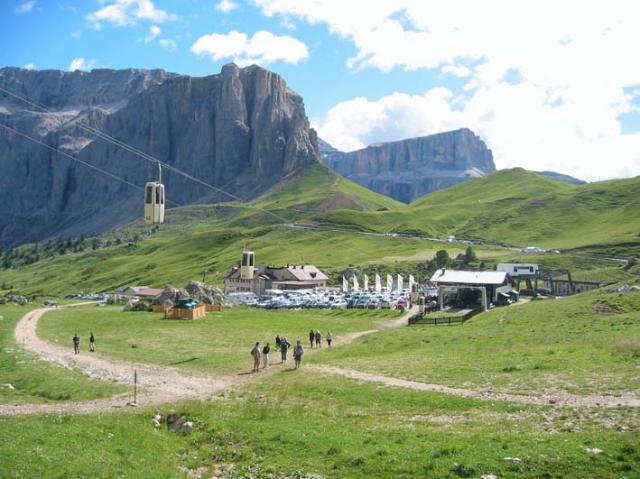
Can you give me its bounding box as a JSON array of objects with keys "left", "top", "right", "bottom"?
[{"left": 144, "top": 161, "right": 165, "bottom": 225}]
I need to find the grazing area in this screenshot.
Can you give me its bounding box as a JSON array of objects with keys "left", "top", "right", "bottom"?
[
  {"left": 2, "top": 168, "right": 638, "bottom": 298},
  {"left": 0, "top": 305, "right": 125, "bottom": 404},
  {"left": 1, "top": 372, "right": 638, "bottom": 478},
  {"left": 38, "top": 306, "right": 400, "bottom": 374},
  {"left": 311, "top": 291, "right": 640, "bottom": 396}
]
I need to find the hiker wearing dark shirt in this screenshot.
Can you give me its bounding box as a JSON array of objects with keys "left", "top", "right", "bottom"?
[
  {"left": 280, "top": 338, "right": 290, "bottom": 363},
  {"left": 262, "top": 343, "right": 271, "bottom": 368},
  {"left": 293, "top": 341, "right": 304, "bottom": 369},
  {"left": 89, "top": 332, "right": 95, "bottom": 352},
  {"left": 314, "top": 330, "right": 322, "bottom": 348},
  {"left": 309, "top": 329, "right": 315, "bottom": 348},
  {"left": 251, "top": 342, "right": 261, "bottom": 372},
  {"left": 72, "top": 333, "right": 80, "bottom": 355},
  {"left": 275, "top": 335, "right": 282, "bottom": 351}
]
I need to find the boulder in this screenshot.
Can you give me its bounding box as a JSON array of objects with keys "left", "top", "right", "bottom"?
[
  {"left": 154, "top": 282, "right": 229, "bottom": 307},
  {"left": 153, "top": 285, "right": 179, "bottom": 305},
  {"left": 4, "top": 294, "right": 28, "bottom": 305},
  {"left": 184, "top": 281, "right": 228, "bottom": 305},
  {"left": 616, "top": 284, "right": 640, "bottom": 293},
  {"left": 123, "top": 299, "right": 149, "bottom": 312}
]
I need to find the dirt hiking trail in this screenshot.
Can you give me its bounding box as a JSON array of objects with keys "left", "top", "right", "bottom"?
[{"left": 2, "top": 304, "right": 637, "bottom": 415}]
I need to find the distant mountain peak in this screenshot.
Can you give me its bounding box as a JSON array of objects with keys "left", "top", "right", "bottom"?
[{"left": 320, "top": 129, "right": 495, "bottom": 203}]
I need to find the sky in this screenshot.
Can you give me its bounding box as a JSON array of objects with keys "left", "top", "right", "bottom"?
[{"left": 2, "top": 0, "right": 640, "bottom": 182}]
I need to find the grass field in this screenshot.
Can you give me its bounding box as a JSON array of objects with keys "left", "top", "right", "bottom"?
[
  {"left": 317, "top": 169, "right": 640, "bottom": 252},
  {"left": 0, "top": 304, "right": 126, "bottom": 404},
  {"left": 310, "top": 291, "right": 640, "bottom": 395},
  {"left": 1, "top": 371, "right": 638, "bottom": 478},
  {"left": 2, "top": 167, "right": 638, "bottom": 298},
  {"left": 39, "top": 306, "right": 401, "bottom": 374}
]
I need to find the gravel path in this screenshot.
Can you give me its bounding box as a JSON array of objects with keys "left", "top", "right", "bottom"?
[
  {"left": 1, "top": 306, "right": 252, "bottom": 416},
  {"left": 0, "top": 305, "right": 415, "bottom": 416},
  {"left": 5, "top": 304, "right": 631, "bottom": 415},
  {"left": 309, "top": 365, "right": 640, "bottom": 408}
]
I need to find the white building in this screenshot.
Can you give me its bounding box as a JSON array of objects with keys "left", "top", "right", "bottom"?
[
  {"left": 430, "top": 269, "right": 512, "bottom": 310},
  {"left": 496, "top": 263, "right": 539, "bottom": 278},
  {"left": 224, "top": 251, "right": 328, "bottom": 295}
]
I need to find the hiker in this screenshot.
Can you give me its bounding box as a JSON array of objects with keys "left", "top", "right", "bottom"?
[
  {"left": 251, "top": 342, "right": 261, "bottom": 372},
  {"left": 262, "top": 343, "right": 270, "bottom": 368},
  {"left": 315, "top": 330, "right": 322, "bottom": 348},
  {"left": 275, "top": 335, "right": 282, "bottom": 351},
  {"left": 280, "top": 337, "right": 290, "bottom": 363},
  {"left": 89, "top": 332, "right": 95, "bottom": 352},
  {"left": 326, "top": 331, "right": 333, "bottom": 347},
  {"left": 309, "top": 329, "right": 315, "bottom": 348},
  {"left": 72, "top": 333, "right": 80, "bottom": 354},
  {"left": 293, "top": 340, "right": 304, "bottom": 369}
]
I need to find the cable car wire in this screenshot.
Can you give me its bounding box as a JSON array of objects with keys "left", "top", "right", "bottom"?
[
  {"left": 0, "top": 82, "right": 416, "bottom": 251},
  {"left": 0, "top": 83, "right": 293, "bottom": 225},
  {"left": 0, "top": 122, "right": 181, "bottom": 207}
]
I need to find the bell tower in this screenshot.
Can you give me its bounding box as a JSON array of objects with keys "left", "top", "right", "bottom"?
[{"left": 240, "top": 249, "right": 256, "bottom": 280}]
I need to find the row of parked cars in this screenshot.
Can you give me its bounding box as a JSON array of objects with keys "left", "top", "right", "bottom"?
[
  {"left": 64, "top": 293, "right": 109, "bottom": 301},
  {"left": 228, "top": 289, "right": 411, "bottom": 310}
]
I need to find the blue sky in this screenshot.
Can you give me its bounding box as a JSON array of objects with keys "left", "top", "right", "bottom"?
[
  {"left": 2, "top": 0, "right": 640, "bottom": 181},
  {"left": 0, "top": 1, "right": 445, "bottom": 117}
]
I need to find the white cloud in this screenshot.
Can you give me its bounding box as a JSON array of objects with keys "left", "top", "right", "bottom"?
[
  {"left": 441, "top": 64, "right": 471, "bottom": 78},
  {"left": 159, "top": 38, "right": 177, "bottom": 52},
  {"left": 190, "top": 30, "right": 308, "bottom": 66},
  {"left": 215, "top": 0, "right": 238, "bottom": 13},
  {"left": 15, "top": 1, "right": 36, "bottom": 14},
  {"left": 22, "top": 63, "right": 36, "bottom": 70},
  {"left": 256, "top": 0, "right": 640, "bottom": 180},
  {"left": 69, "top": 57, "right": 96, "bottom": 71},
  {"left": 87, "top": 0, "right": 176, "bottom": 29},
  {"left": 144, "top": 24, "right": 161, "bottom": 42}
]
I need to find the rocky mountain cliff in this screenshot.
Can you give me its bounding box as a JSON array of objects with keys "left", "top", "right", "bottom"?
[
  {"left": 320, "top": 129, "right": 496, "bottom": 203},
  {"left": 0, "top": 64, "right": 319, "bottom": 247}
]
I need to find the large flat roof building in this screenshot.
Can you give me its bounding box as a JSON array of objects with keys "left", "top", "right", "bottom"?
[{"left": 430, "top": 268, "right": 512, "bottom": 310}]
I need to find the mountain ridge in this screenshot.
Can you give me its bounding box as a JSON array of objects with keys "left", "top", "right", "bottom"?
[
  {"left": 320, "top": 128, "right": 496, "bottom": 203},
  {"left": 0, "top": 64, "right": 319, "bottom": 247}
]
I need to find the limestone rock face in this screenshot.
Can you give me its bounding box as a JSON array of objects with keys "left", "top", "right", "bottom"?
[
  {"left": 0, "top": 64, "right": 319, "bottom": 247},
  {"left": 154, "top": 282, "right": 229, "bottom": 307},
  {"left": 321, "top": 129, "right": 495, "bottom": 203}
]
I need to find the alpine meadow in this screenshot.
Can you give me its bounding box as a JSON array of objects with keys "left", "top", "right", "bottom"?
[{"left": 1, "top": 1, "right": 639, "bottom": 478}]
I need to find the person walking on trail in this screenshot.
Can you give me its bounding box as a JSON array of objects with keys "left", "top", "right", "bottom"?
[
  {"left": 309, "top": 330, "right": 315, "bottom": 349},
  {"left": 293, "top": 340, "right": 304, "bottom": 369},
  {"left": 275, "top": 335, "right": 282, "bottom": 351},
  {"left": 315, "top": 330, "right": 322, "bottom": 348},
  {"left": 72, "top": 333, "right": 80, "bottom": 355},
  {"left": 326, "top": 331, "right": 333, "bottom": 347},
  {"left": 262, "top": 343, "right": 271, "bottom": 369},
  {"left": 89, "top": 332, "right": 95, "bottom": 352},
  {"left": 251, "top": 342, "right": 261, "bottom": 372},
  {"left": 280, "top": 337, "right": 290, "bottom": 363}
]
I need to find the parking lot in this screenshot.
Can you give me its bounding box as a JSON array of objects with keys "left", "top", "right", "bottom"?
[{"left": 227, "top": 288, "right": 411, "bottom": 310}]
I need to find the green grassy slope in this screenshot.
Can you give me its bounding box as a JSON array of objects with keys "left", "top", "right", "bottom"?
[
  {"left": 1, "top": 167, "right": 638, "bottom": 297},
  {"left": 312, "top": 290, "right": 640, "bottom": 395},
  {"left": 39, "top": 307, "right": 399, "bottom": 374},
  {"left": 2, "top": 372, "right": 638, "bottom": 478},
  {"left": 317, "top": 169, "right": 640, "bottom": 250}
]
